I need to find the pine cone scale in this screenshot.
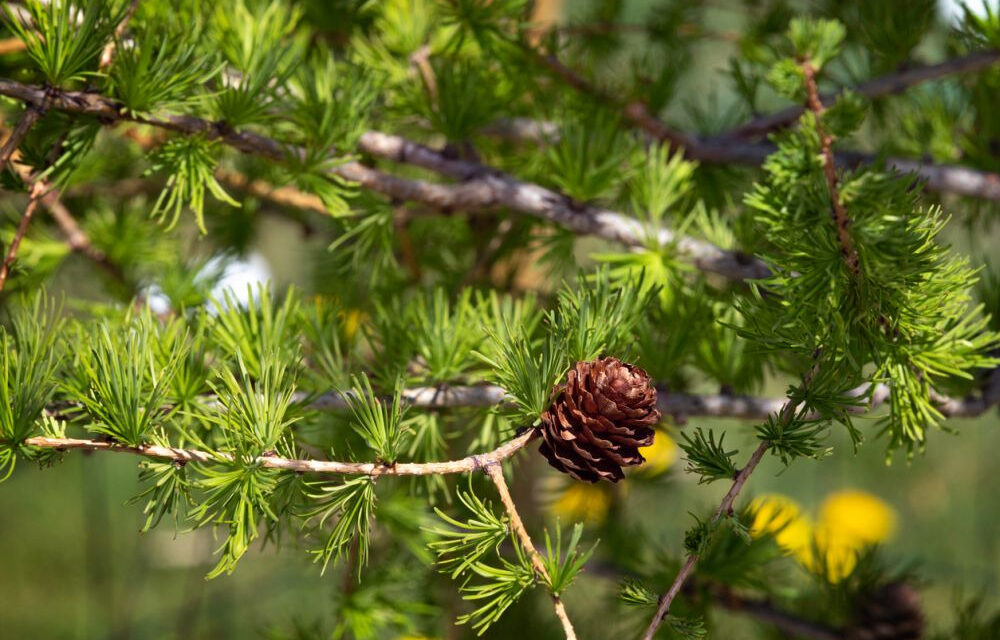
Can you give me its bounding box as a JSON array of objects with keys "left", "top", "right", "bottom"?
[{"left": 538, "top": 357, "right": 661, "bottom": 482}]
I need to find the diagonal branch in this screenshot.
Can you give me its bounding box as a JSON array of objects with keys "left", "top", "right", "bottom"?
[
  {"left": 640, "top": 440, "right": 771, "bottom": 639},
  {"left": 534, "top": 49, "right": 1000, "bottom": 201},
  {"left": 0, "top": 178, "right": 46, "bottom": 292},
  {"left": 727, "top": 49, "right": 1000, "bottom": 140},
  {"left": 0, "top": 77, "right": 770, "bottom": 281},
  {"left": 484, "top": 463, "right": 578, "bottom": 640}
]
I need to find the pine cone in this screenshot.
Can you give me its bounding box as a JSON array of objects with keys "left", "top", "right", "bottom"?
[
  {"left": 847, "top": 582, "right": 925, "bottom": 640},
  {"left": 538, "top": 357, "right": 660, "bottom": 483}
]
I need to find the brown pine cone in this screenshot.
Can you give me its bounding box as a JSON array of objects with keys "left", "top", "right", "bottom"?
[
  {"left": 847, "top": 582, "right": 925, "bottom": 640},
  {"left": 538, "top": 357, "right": 660, "bottom": 483}
]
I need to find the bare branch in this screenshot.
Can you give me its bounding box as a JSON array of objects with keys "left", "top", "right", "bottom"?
[
  {"left": 299, "top": 380, "right": 995, "bottom": 421},
  {"left": 0, "top": 103, "right": 44, "bottom": 173},
  {"left": 23, "top": 428, "right": 539, "bottom": 476},
  {"left": 727, "top": 49, "right": 1000, "bottom": 140},
  {"left": 0, "top": 78, "right": 769, "bottom": 281},
  {"left": 0, "top": 179, "right": 46, "bottom": 292},
  {"left": 484, "top": 463, "right": 578, "bottom": 640}
]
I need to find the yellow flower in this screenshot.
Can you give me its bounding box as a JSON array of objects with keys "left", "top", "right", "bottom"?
[
  {"left": 818, "top": 490, "right": 896, "bottom": 546},
  {"left": 550, "top": 482, "right": 612, "bottom": 525},
  {"left": 797, "top": 523, "right": 860, "bottom": 584},
  {"left": 342, "top": 308, "right": 366, "bottom": 341},
  {"left": 748, "top": 494, "right": 814, "bottom": 556},
  {"left": 638, "top": 430, "right": 678, "bottom": 476}
]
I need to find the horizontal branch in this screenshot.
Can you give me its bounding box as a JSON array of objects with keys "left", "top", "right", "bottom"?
[
  {"left": 534, "top": 50, "right": 1000, "bottom": 201},
  {"left": 22, "top": 428, "right": 539, "bottom": 476},
  {"left": 0, "top": 77, "right": 769, "bottom": 281},
  {"left": 726, "top": 49, "right": 1000, "bottom": 140},
  {"left": 299, "top": 376, "right": 998, "bottom": 421}
]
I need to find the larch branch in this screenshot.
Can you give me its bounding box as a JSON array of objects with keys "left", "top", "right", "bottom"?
[
  {"left": 639, "top": 441, "right": 770, "bottom": 640},
  {"left": 727, "top": 49, "right": 1000, "bottom": 140},
  {"left": 22, "top": 428, "right": 539, "bottom": 476},
  {"left": 802, "top": 60, "right": 861, "bottom": 276},
  {"left": 484, "top": 463, "right": 578, "bottom": 640},
  {"left": 0, "top": 179, "right": 46, "bottom": 292}
]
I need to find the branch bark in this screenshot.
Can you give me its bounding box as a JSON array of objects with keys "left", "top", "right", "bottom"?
[
  {"left": 727, "top": 49, "right": 1000, "bottom": 140},
  {"left": 21, "top": 428, "right": 539, "bottom": 476},
  {"left": 0, "top": 179, "right": 46, "bottom": 292},
  {"left": 640, "top": 441, "right": 770, "bottom": 640},
  {"left": 484, "top": 463, "right": 578, "bottom": 640}
]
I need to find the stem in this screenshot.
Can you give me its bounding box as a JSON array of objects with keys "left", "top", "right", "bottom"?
[
  {"left": 0, "top": 104, "right": 44, "bottom": 173},
  {"left": 483, "top": 463, "right": 578, "bottom": 640},
  {"left": 21, "top": 428, "right": 539, "bottom": 476},
  {"left": 0, "top": 179, "right": 46, "bottom": 292},
  {"left": 802, "top": 61, "right": 860, "bottom": 276},
  {"left": 640, "top": 441, "right": 770, "bottom": 640},
  {"left": 727, "top": 49, "right": 1000, "bottom": 140}
]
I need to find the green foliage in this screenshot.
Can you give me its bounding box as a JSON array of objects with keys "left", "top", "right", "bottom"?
[
  {"left": 540, "top": 521, "right": 595, "bottom": 596},
  {"left": 203, "top": 352, "right": 299, "bottom": 458},
  {"left": 478, "top": 328, "right": 567, "bottom": 424},
  {"left": 341, "top": 375, "right": 406, "bottom": 463},
  {"left": 427, "top": 482, "right": 509, "bottom": 579},
  {"left": 427, "top": 481, "right": 534, "bottom": 635},
  {"left": 210, "top": 284, "right": 302, "bottom": 380},
  {"left": 192, "top": 462, "right": 282, "bottom": 578},
  {"left": 3, "top": 0, "right": 125, "bottom": 85},
  {"left": 619, "top": 577, "right": 659, "bottom": 607},
  {"left": 109, "top": 28, "right": 221, "bottom": 115},
  {"left": 678, "top": 428, "right": 738, "bottom": 484},
  {"left": 0, "top": 296, "right": 63, "bottom": 479},
  {"left": 147, "top": 136, "right": 240, "bottom": 233},
  {"left": 543, "top": 107, "right": 636, "bottom": 202},
  {"left": 68, "top": 314, "right": 181, "bottom": 447},
  {"left": 301, "top": 476, "right": 376, "bottom": 575}
]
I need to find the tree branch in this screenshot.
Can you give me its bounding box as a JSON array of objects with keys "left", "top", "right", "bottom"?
[
  {"left": 802, "top": 60, "right": 860, "bottom": 276},
  {"left": 533, "top": 50, "right": 1000, "bottom": 202},
  {"left": 22, "top": 427, "right": 539, "bottom": 476},
  {"left": 0, "top": 178, "right": 46, "bottom": 292},
  {"left": 484, "top": 463, "right": 578, "bottom": 640},
  {"left": 0, "top": 102, "right": 45, "bottom": 172},
  {"left": 0, "top": 77, "right": 770, "bottom": 281},
  {"left": 640, "top": 440, "right": 770, "bottom": 640},
  {"left": 727, "top": 49, "right": 1000, "bottom": 140},
  {"left": 298, "top": 378, "right": 996, "bottom": 420}
]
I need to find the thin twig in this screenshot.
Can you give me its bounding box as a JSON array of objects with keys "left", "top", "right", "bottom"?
[
  {"left": 483, "top": 463, "right": 578, "bottom": 640},
  {"left": 21, "top": 428, "right": 538, "bottom": 476},
  {"left": 98, "top": 0, "right": 140, "bottom": 71},
  {"left": 0, "top": 102, "right": 45, "bottom": 172},
  {"left": 802, "top": 60, "right": 860, "bottom": 276},
  {"left": 640, "top": 441, "right": 770, "bottom": 640},
  {"left": 727, "top": 49, "right": 1000, "bottom": 140},
  {"left": 0, "top": 179, "right": 46, "bottom": 292}
]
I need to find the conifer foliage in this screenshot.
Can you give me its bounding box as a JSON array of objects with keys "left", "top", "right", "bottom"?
[{"left": 1, "top": 1, "right": 999, "bottom": 638}]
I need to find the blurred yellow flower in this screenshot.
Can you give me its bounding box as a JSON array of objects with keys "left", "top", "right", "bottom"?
[
  {"left": 818, "top": 490, "right": 896, "bottom": 546},
  {"left": 638, "top": 430, "right": 678, "bottom": 476},
  {"left": 550, "top": 482, "right": 612, "bottom": 525},
  {"left": 748, "top": 494, "right": 814, "bottom": 556},
  {"left": 342, "top": 308, "right": 366, "bottom": 341},
  {"left": 748, "top": 490, "right": 896, "bottom": 585},
  {"left": 797, "top": 524, "right": 860, "bottom": 584}
]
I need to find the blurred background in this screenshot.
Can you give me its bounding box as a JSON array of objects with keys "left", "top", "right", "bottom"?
[{"left": 1, "top": 0, "right": 999, "bottom": 638}]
